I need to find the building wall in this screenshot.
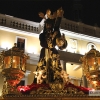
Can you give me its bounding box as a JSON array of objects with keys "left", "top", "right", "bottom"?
[
  {"left": 1, "top": 28, "right": 100, "bottom": 55},
  {"left": 66, "top": 63, "right": 82, "bottom": 78},
  {"left": 0, "top": 13, "right": 100, "bottom": 95},
  {"left": 0, "top": 30, "right": 41, "bottom": 54},
  {"left": 65, "top": 35, "right": 100, "bottom": 55},
  {"left": 0, "top": 29, "right": 100, "bottom": 86},
  {"left": 0, "top": 30, "right": 40, "bottom": 95}
]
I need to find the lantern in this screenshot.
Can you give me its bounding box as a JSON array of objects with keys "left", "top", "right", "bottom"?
[
  {"left": 1, "top": 43, "right": 29, "bottom": 87},
  {"left": 80, "top": 45, "right": 100, "bottom": 89}
]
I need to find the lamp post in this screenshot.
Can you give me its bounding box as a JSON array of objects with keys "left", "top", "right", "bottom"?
[
  {"left": 80, "top": 45, "right": 100, "bottom": 89},
  {"left": 0, "top": 43, "right": 29, "bottom": 95}
]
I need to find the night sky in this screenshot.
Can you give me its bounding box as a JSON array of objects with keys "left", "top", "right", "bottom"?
[{"left": 0, "top": 0, "right": 100, "bottom": 27}]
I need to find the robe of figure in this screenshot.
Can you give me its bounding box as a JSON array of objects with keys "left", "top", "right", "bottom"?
[{"left": 33, "top": 13, "right": 67, "bottom": 84}]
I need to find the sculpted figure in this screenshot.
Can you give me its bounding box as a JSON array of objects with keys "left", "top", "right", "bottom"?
[{"left": 33, "top": 8, "right": 68, "bottom": 84}]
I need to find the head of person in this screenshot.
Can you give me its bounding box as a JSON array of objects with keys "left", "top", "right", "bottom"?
[{"left": 44, "top": 18, "right": 55, "bottom": 32}]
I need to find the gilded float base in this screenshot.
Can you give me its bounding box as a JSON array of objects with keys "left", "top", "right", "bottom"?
[{"left": 1, "top": 96, "right": 100, "bottom": 100}]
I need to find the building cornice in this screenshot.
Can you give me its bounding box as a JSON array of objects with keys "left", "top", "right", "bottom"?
[
  {"left": 61, "top": 17, "right": 100, "bottom": 38},
  {"left": 1, "top": 24, "right": 100, "bottom": 45},
  {"left": 0, "top": 26, "right": 39, "bottom": 38},
  {"left": 1, "top": 13, "right": 100, "bottom": 39},
  {"left": 61, "top": 29, "right": 100, "bottom": 44},
  {"left": 0, "top": 13, "right": 42, "bottom": 34}
]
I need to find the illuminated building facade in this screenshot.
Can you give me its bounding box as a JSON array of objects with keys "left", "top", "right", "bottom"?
[{"left": 0, "top": 13, "right": 100, "bottom": 97}]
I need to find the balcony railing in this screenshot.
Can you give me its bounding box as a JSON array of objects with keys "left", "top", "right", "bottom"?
[{"left": 0, "top": 14, "right": 42, "bottom": 34}]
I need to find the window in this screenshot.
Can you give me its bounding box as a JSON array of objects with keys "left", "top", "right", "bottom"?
[
  {"left": 16, "top": 36, "right": 27, "bottom": 52},
  {"left": 87, "top": 42, "right": 96, "bottom": 51},
  {"left": 17, "top": 38, "right": 25, "bottom": 50}
]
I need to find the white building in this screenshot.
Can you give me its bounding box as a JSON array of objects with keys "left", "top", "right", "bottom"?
[{"left": 0, "top": 13, "right": 100, "bottom": 96}]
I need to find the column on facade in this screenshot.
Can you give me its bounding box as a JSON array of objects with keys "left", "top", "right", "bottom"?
[
  {"left": 22, "top": 70, "right": 31, "bottom": 85},
  {"left": 82, "top": 67, "right": 88, "bottom": 87},
  {"left": 60, "top": 60, "right": 67, "bottom": 72},
  {"left": 78, "top": 78, "right": 81, "bottom": 86},
  {"left": 82, "top": 75, "right": 88, "bottom": 88}
]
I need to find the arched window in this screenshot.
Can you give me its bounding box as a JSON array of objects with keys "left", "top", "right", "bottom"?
[{"left": 87, "top": 42, "right": 96, "bottom": 51}]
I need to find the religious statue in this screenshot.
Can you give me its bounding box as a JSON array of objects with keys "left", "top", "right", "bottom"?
[
  {"left": 33, "top": 8, "right": 68, "bottom": 85},
  {"left": 17, "top": 8, "right": 90, "bottom": 95}
]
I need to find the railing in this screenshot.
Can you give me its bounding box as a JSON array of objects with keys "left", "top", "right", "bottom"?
[
  {"left": 1, "top": 13, "right": 100, "bottom": 38},
  {"left": 61, "top": 18, "right": 100, "bottom": 38},
  {"left": 0, "top": 14, "right": 42, "bottom": 34}
]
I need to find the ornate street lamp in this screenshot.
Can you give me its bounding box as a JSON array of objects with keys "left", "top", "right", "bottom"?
[
  {"left": 80, "top": 45, "right": 100, "bottom": 89},
  {"left": 0, "top": 43, "right": 29, "bottom": 94}
]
